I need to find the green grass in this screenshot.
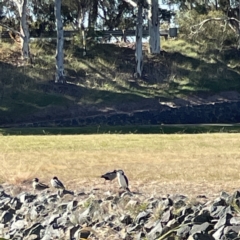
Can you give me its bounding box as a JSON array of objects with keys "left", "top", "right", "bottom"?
[
  {"left": 1, "top": 124, "right": 240, "bottom": 135},
  {"left": 0, "top": 38, "right": 240, "bottom": 126}
]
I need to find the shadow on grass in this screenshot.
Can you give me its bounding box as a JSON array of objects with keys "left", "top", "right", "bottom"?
[
  {"left": 1, "top": 124, "right": 240, "bottom": 135},
  {"left": 1, "top": 41, "right": 240, "bottom": 126}
]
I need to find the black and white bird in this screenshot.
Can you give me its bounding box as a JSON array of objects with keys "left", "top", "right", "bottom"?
[
  {"left": 116, "top": 170, "right": 130, "bottom": 191},
  {"left": 32, "top": 178, "right": 49, "bottom": 191},
  {"left": 51, "top": 176, "right": 65, "bottom": 190},
  {"left": 101, "top": 170, "right": 117, "bottom": 183}
]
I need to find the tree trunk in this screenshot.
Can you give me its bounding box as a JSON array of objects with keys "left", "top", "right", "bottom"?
[
  {"left": 147, "top": 0, "right": 160, "bottom": 54},
  {"left": 14, "top": 0, "right": 30, "bottom": 59},
  {"left": 55, "top": 0, "right": 65, "bottom": 83},
  {"left": 135, "top": 3, "right": 143, "bottom": 77},
  {"left": 77, "top": 5, "right": 86, "bottom": 56},
  {"left": 88, "top": 0, "right": 98, "bottom": 35}
]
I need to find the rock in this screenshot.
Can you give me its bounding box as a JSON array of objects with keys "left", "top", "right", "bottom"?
[
  {"left": 120, "top": 214, "right": 133, "bottom": 225},
  {"left": 177, "top": 224, "right": 192, "bottom": 238},
  {"left": 67, "top": 200, "right": 78, "bottom": 212},
  {"left": 223, "top": 225, "right": 240, "bottom": 239},
  {"left": 214, "top": 213, "right": 233, "bottom": 230},
  {"left": 135, "top": 211, "right": 150, "bottom": 224},
  {"left": 161, "top": 209, "right": 173, "bottom": 223},
  {"left": 190, "top": 222, "right": 212, "bottom": 235},
  {"left": 23, "top": 223, "right": 44, "bottom": 237},
  {"left": 212, "top": 225, "right": 225, "bottom": 240},
  {"left": 147, "top": 220, "right": 163, "bottom": 239},
  {"left": 187, "top": 232, "right": 215, "bottom": 240},
  {"left": 77, "top": 229, "right": 91, "bottom": 239},
  {"left": 1, "top": 209, "right": 14, "bottom": 224},
  {"left": 193, "top": 210, "right": 212, "bottom": 224},
  {"left": 127, "top": 224, "right": 142, "bottom": 233}
]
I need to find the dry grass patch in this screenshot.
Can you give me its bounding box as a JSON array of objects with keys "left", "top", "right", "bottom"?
[{"left": 0, "top": 134, "right": 240, "bottom": 197}]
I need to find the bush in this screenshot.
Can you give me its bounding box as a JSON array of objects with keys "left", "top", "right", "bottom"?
[{"left": 176, "top": 10, "right": 237, "bottom": 50}]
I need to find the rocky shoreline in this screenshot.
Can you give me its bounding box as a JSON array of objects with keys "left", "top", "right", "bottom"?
[{"left": 1, "top": 183, "right": 240, "bottom": 240}]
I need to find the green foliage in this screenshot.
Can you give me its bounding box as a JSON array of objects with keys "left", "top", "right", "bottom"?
[{"left": 177, "top": 10, "right": 237, "bottom": 49}]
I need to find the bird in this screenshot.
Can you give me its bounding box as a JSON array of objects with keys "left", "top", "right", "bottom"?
[
  {"left": 32, "top": 178, "right": 49, "bottom": 191},
  {"left": 51, "top": 176, "right": 65, "bottom": 190},
  {"left": 116, "top": 170, "right": 130, "bottom": 192},
  {"left": 101, "top": 170, "right": 117, "bottom": 183}
]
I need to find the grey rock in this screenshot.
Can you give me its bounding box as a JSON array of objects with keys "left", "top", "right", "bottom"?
[
  {"left": 48, "top": 213, "right": 61, "bottom": 225},
  {"left": 230, "top": 216, "right": 240, "bottom": 225},
  {"left": 214, "top": 213, "right": 232, "bottom": 230},
  {"left": 209, "top": 205, "right": 226, "bottom": 218},
  {"left": 23, "top": 223, "right": 44, "bottom": 237},
  {"left": 29, "top": 208, "right": 38, "bottom": 221},
  {"left": 177, "top": 224, "right": 191, "bottom": 238},
  {"left": 40, "top": 235, "right": 51, "bottom": 240},
  {"left": 148, "top": 199, "right": 161, "bottom": 209},
  {"left": 127, "top": 224, "right": 142, "bottom": 233},
  {"left": 0, "top": 190, "right": 11, "bottom": 200},
  {"left": 67, "top": 225, "right": 80, "bottom": 239},
  {"left": 161, "top": 209, "right": 173, "bottom": 223},
  {"left": 135, "top": 211, "right": 150, "bottom": 224},
  {"left": 232, "top": 190, "right": 240, "bottom": 199},
  {"left": 10, "top": 219, "right": 26, "bottom": 231},
  {"left": 223, "top": 225, "right": 240, "bottom": 238},
  {"left": 213, "top": 197, "right": 227, "bottom": 207},
  {"left": 9, "top": 197, "right": 22, "bottom": 210},
  {"left": 1, "top": 209, "right": 14, "bottom": 224},
  {"left": 220, "top": 191, "right": 230, "bottom": 201},
  {"left": 135, "top": 231, "right": 146, "bottom": 240},
  {"left": 23, "top": 234, "right": 39, "bottom": 240},
  {"left": 188, "top": 232, "right": 215, "bottom": 240},
  {"left": 193, "top": 210, "right": 212, "bottom": 224},
  {"left": 174, "top": 199, "right": 187, "bottom": 209},
  {"left": 76, "top": 229, "right": 91, "bottom": 239},
  {"left": 212, "top": 225, "right": 225, "bottom": 240},
  {"left": 46, "top": 193, "right": 59, "bottom": 203},
  {"left": 67, "top": 200, "right": 78, "bottom": 212},
  {"left": 162, "top": 197, "right": 173, "bottom": 207},
  {"left": 18, "top": 192, "right": 36, "bottom": 203},
  {"left": 147, "top": 220, "right": 163, "bottom": 240},
  {"left": 120, "top": 214, "right": 132, "bottom": 225},
  {"left": 190, "top": 222, "right": 212, "bottom": 235}
]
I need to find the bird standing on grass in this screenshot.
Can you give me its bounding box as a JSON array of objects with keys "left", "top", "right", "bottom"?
[
  {"left": 116, "top": 170, "right": 130, "bottom": 192},
  {"left": 101, "top": 170, "right": 117, "bottom": 183},
  {"left": 32, "top": 178, "right": 49, "bottom": 191},
  {"left": 51, "top": 176, "right": 65, "bottom": 190}
]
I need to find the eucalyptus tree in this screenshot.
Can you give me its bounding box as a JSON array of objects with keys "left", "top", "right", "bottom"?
[
  {"left": 98, "top": 0, "right": 131, "bottom": 30},
  {"left": 147, "top": 0, "right": 160, "bottom": 53},
  {"left": 0, "top": 0, "right": 30, "bottom": 59},
  {"left": 88, "top": 0, "right": 98, "bottom": 34},
  {"left": 15, "top": 0, "right": 30, "bottom": 59},
  {"left": 55, "top": 0, "right": 65, "bottom": 83},
  {"left": 135, "top": 0, "right": 143, "bottom": 77}
]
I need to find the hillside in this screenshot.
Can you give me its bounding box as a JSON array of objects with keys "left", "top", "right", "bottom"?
[{"left": 0, "top": 38, "right": 240, "bottom": 128}]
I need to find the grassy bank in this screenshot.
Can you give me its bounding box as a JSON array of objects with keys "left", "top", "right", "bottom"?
[
  {"left": 1, "top": 38, "right": 240, "bottom": 125},
  {"left": 0, "top": 134, "right": 240, "bottom": 197}
]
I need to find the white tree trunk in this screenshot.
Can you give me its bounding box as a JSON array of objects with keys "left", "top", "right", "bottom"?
[
  {"left": 13, "top": 0, "right": 30, "bottom": 59},
  {"left": 135, "top": 4, "right": 143, "bottom": 77},
  {"left": 147, "top": 0, "right": 160, "bottom": 54},
  {"left": 55, "top": 0, "right": 65, "bottom": 83}
]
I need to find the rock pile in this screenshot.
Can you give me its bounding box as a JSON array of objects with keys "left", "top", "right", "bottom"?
[{"left": 0, "top": 186, "right": 240, "bottom": 240}]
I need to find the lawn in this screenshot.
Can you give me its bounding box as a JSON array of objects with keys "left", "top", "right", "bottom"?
[{"left": 1, "top": 133, "right": 240, "bottom": 198}]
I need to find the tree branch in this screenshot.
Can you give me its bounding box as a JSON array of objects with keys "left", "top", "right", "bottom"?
[
  {"left": 0, "top": 22, "right": 24, "bottom": 39},
  {"left": 123, "top": 0, "right": 137, "bottom": 8},
  {"left": 190, "top": 17, "right": 240, "bottom": 35}
]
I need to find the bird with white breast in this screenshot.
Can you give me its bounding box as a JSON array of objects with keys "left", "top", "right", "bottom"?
[{"left": 116, "top": 169, "right": 130, "bottom": 192}]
